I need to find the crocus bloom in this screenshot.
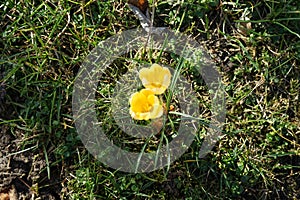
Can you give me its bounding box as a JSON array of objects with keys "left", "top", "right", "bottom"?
[
  {"left": 129, "top": 89, "right": 163, "bottom": 120},
  {"left": 139, "top": 64, "right": 171, "bottom": 94}
]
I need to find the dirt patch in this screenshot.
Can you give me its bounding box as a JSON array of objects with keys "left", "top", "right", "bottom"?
[{"left": 0, "top": 125, "right": 62, "bottom": 199}]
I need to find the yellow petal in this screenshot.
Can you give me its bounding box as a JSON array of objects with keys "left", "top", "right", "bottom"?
[
  {"left": 139, "top": 64, "right": 171, "bottom": 94},
  {"left": 129, "top": 89, "right": 163, "bottom": 120}
]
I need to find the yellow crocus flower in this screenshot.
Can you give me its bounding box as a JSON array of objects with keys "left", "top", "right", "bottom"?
[
  {"left": 139, "top": 64, "right": 171, "bottom": 94},
  {"left": 129, "top": 89, "right": 163, "bottom": 120}
]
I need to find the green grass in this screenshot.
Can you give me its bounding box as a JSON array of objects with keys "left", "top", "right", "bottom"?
[{"left": 1, "top": 0, "right": 299, "bottom": 199}]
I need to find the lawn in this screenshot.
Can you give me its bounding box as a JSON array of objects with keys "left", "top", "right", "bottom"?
[{"left": 0, "top": 0, "right": 299, "bottom": 199}]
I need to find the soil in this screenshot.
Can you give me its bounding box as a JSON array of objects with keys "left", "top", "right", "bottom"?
[{"left": 0, "top": 125, "right": 62, "bottom": 200}]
